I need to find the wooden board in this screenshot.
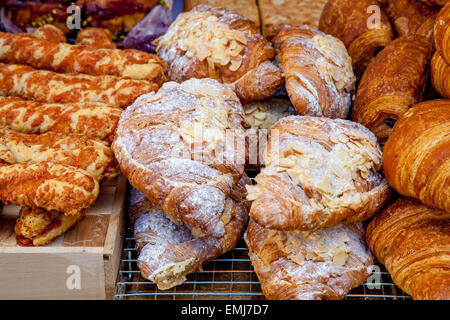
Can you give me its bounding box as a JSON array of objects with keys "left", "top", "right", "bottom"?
[{"left": 0, "top": 175, "right": 127, "bottom": 300}]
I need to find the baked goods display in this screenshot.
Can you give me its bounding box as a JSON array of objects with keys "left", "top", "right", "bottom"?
[
  {"left": 319, "top": 0, "right": 394, "bottom": 77},
  {"left": 383, "top": 100, "right": 450, "bottom": 213},
  {"left": 154, "top": 5, "right": 283, "bottom": 103},
  {"left": 367, "top": 198, "right": 450, "bottom": 300},
  {"left": 245, "top": 219, "right": 374, "bottom": 299},
  {"left": 352, "top": 35, "right": 433, "bottom": 144},
  {"left": 435, "top": 2, "right": 450, "bottom": 65},
  {"left": 247, "top": 116, "right": 390, "bottom": 231},
  {"left": 272, "top": 26, "right": 356, "bottom": 119}
]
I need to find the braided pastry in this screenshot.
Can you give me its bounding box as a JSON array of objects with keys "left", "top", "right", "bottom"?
[
  {"left": 272, "top": 25, "right": 355, "bottom": 119},
  {"left": 383, "top": 100, "right": 450, "bottom": 213},
  {"left": 247, "top": 116, "right": 390, "bottom": 231},
  {"left": 367, "top": 197, "right": 450, "bottom": 300},
  {"left": 435, "top": 2, "right": 450, "bottom": 65},
  {"left": 431, "top": 52, "right": 450, "bottom": 98},
  {"left": 319, "top": 0, "right": 394, "bottom": 77},
  {"left": 352, "top": 35, "right": 433, "bottom": 144},
  {"left": 113, "top": 78, "right": 247, "bottom": 238},
  {"left": 154, "top": 5, "right": 283, "bottom": 103}
]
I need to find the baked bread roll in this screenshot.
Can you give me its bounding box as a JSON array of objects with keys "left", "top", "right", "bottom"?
[
  {"left": 247, "top": 116, "right": 391, "bottom": 231},
  {"left": 113, "top": 78, "right": 247, "bottom": 238},
  {"left": 435, "top": 2, "right": 450, "bottom": 65},
  {"left": 352, "top": 36, "right": 433, "bottom": 144},
  {"left": 32, "top": 24, "right": 67, "bottom": 43},
  {"left": 75, "top": 27, "right": 116, "bottom": 49},
  {"left": 258, "top": 0, "right": 328, "bottom": 39},
  {"left": 272, "top": 26, "right": 355, "bottom": 119},
  {"left": 366, "top": 197, "right": 450, "bottom": 300},
  {"left": 381, "top": 0, "right": 439, "bottom": 40},
  {"left": 383, "top": 100, "right": 450, "bottom": 213},
  {"left": 245, "top": 218, "right": 374, "bottom": 300},
  {"left": 431, "top": 52, "right": 450, "bottom": 98},
  {"left": 154, "top": 5, "right": 283, "bottom": 103},
  {"left": 319, "top": 0, "right": 394, "bottom": 77},
  {"left": 130, "top": 175, "right": 249, "bottom": 289}
]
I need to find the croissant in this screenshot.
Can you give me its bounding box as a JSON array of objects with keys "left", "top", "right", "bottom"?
[
  {"left": 366, "top": 197, "right": 450, "bottom": 300},
  {"left": 130, "top": 175, "right": 250, "bottom": 290},
  {"left": 247, "top": 116, "right": 391, "bottom": 231},
  {"left": 112, "top": 78, "right": 247, "bottom": 238},
  {"left": 245, "top": 218, "right": 374, "bottom": 300},
  {"left": 381, "top": 0, "right": 439, "bottom": 41},
  {"left": 272, "top": 26, "right": 355, "bottom": 119},
  {"left": 153, "top": 5, "right": 283, "bottom": 103},
  {"left": 383, "top": 100, "right": 450, "bottom": 213},
  {"left": 435, "top": 2, "right": 450, "bottom": 65},
  {"left": 319, "top": 0, "right": 394, "bottom": 78},
  {"left": 352, "top": 35, "right": 433, "bottom": 144},
  {"left": 431, "top": 52, "right": 450, "bottom": 98}
]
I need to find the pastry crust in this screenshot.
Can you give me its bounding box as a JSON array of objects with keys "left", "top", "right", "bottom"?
[
  {"left": 32, "top": 24, "right": 67, "bottom": 43},
  {"left": 184, "top": 0, "right": 260, "bottom": 26},
  {"left": 319, "top": 0, "right": 394, "bottom": 77},
  {"left": 258, "top": 0, "right": 328, "bottom": 39},
  {"left": 0, "top": 162, "right": 99, "bottom": 216},
  {"left": 154, "top": 5, "right": 283, "bottom": 103},
  {"left": 366, "top": 197, "right": 450, "bottom": 300},
  {"left": 383, "top": 100, "right": 450, "bottom": 213},
  {"left": 272, "top": 26, "right": 355, "bottom": 119},
  {"left": 130, "top": 175, "right": 249, "bottom": 290},
  {"left": 434, "top": 2, "right": 450, "bottom": 65},
  {"left": 245, "top": 218, "right": 374, "bottom": 300},
  {"left": 248, "top": 116, "right": 391, "bottom": 231},
  {"left": 75, "top": 27, "right": 116, "bottom": 49},
  {"left": 419, "top": 0, "right": 449, "bottom": 5},
  {"left": 352, "top": 35, "right": 433, "bottom": 144},
  {"left": 431, "top": 52, "right": 450, "bottom": 98},
  {"left": 0, "top": 63, "right": 158, "bottom": 108},
  {"left": 0, "top": 97, "right": 121, "bottom": 144},
  {"left": 113, "top": 79, "right": 247, "bottom": 238}
]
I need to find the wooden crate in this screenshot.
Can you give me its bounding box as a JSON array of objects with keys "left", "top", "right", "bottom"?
[{"left": 0, "top": 175, "right": 127, "bottom": 300}]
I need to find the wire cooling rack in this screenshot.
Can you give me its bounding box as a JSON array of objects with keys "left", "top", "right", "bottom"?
[{"left": 114, "top": 225, "right": 411, "bottom": 300}]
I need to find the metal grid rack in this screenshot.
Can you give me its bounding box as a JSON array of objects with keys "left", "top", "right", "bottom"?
[{"left": 114, "top": 225, "right": 411, "bottom": 300}]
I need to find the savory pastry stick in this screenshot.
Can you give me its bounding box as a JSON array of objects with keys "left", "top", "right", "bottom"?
[
  {"left": 0, "top": 129, "right": 119, "bottom": 180},
  {"left": 352, "top": 36, "right": 433, "bottom": 144},
  {"left": 15, "top": 207, "right": 86, "bottom": 247},
  {"left": 32, "top": 24, "right": 67, "bottom": 43},
  {"left": 0, "top": 97, "right": 121, "bottom": 144},
  {"left": 258, "top": 0, "right": 328, "bottom": 39},
  {"left": 75, "top": 27, "right": 116, "bottom": 49},
  {"left": 431, "top": 52, "right": 450, "bottom": 99},
  {"left": 130, "top": 176, "right": 249, "bottom": 289},
  {"left": 367, "top": 197, "right": 450, "bottom": 300},
  {"left": 435, "top": 2, "right": 450, "bottom": 65},
  {"left": 0, "top": 31, "right": 167, "bottom": 83},
  {"left": 247, "top": 116, "right": 390, "bottom": 231},
  {"left": 184, "top": 0, "right": 260, "bottom": 26},
  {"left": 0, "top": 162, "right": 99, "bottom": 216},
  {"left": 113, "top": 79, "right": 247, "bottom": 237},
  {"left": 383, "top": 100, "right": 450, "bottom": 213},
  {"left": 272, "top": 26, "right": 356, "bottom": 119},
  {"left": 319, "top": 0, "right": 394, "bottom": 77},
  {"left": 0, "top": 63, "right": 158, "bottom": 108},
  {"left": 154, "top": 5, "right": 283, "bottom": 103},
  {"left": 245, "top": 219, "right": 374, "bottom": 300}
]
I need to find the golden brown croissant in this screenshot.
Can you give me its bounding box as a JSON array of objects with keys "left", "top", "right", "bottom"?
[
  {"left": 431, "top": 52, "right": 450, "bottom": 98},
  {"left": 75, "top": 27, "right": 117, "bottom": 49},
  {"left": 272, "top": 26, "right": 356, "bottom": 119},
  {"left": 247, "top": 116, "right": 391, "bottom": 231},
  {"left": 419, "top": 0, "right": 449, "bottom": 6},
  {"left": 113, "top": 78, "right": 247, "bottom": 238},
  {"left": 0, "top": 63, "right": 158, "bottom": 108},
  {"left": 245, "top": 218, "right": 374, "bottom": 300},
  {"left": 0, "top": 31, "right": 167, "bottom": 83},
  {"left": 434, "top": 2, "right": 450, "bottom": 65},
  {"left": 319, "top": 0, "right": 394, "bottom": 77},
  {"left": 366, "top": 197, "right": 450, "bottom": 300},
  {"left": 0, "top": 162, "right": 99, "bottom": 216},
  {"left": 0, "top": 96, "right": 121, "bottom": 144},
  {"left": 130, "top": 175, "right": 250, "bottom": 289},
  {"left": 32, "top": 24, "right": 67, "bottom": 43},
  {"left": 154, "top": 5, "right": 283, "bottom": 103},
  {"left": 352, "top": 35, "right": 433, "bottom": 144},
  {"left": 381, "top": 0, "right": 439, "bottom": 40},
  {"left": 15, "top": 207, "right": 86, "bottom": 247},
  {"left": 383, "top": 100, "right": 450, "bottom": 213}
]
